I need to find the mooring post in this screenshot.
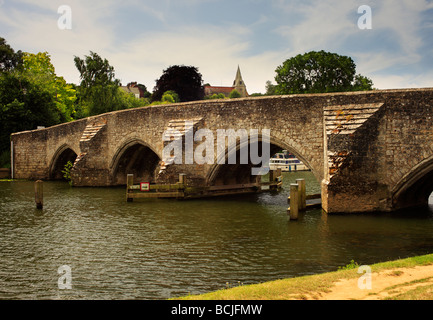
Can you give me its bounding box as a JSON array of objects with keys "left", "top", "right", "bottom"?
[
  {"left": 126, "top": 174, "right": 134, "bottom": 202},
  {"left": 269, "top": 170, "right": 277, "bottom": 190},
  {"left": 35, "top": 180, "right": 43, "bottom": 209},
  {"left": 179, "top": 173, "right": 187, "bottom": 186},
  {"left": 178, "top": 174, "right": 187, "bottom": 199},
  {"left": 296, "top": 179, "right": 306, "bottom": 211},
  {"left": 289, "top": 183, "right": 299, "bottom": 220}
]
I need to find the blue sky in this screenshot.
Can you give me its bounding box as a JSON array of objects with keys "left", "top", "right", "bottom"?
[{"left": 1, "top": 0, "right": 432, "bottom": 93}]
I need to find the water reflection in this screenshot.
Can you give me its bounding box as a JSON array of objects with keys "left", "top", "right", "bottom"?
[{"left": 1, "top": 173, "right": 433, "bottom": 299}]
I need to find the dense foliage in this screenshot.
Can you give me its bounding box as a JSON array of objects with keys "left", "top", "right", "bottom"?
[
  {"left": 275, "top": 50, "right": 373, "bottom": 94},
  {"left": 152, "top": 65, "right": 204, "bottom": 102}
]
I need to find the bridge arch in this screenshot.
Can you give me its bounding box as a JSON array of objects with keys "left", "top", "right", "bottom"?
[
  {"left": 49, "top": 144, "right": 78, "bottom": 180},
  {"left": 110, "top": 138, "right": 161, "bottom": 186},
  {"left": 392, "top": 156, "right": 433, "bottom": 210},
  {"left": 206, "top": 134, "right": 318, "bottom": 186}
]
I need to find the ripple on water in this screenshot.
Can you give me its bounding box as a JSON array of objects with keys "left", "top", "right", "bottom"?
[{"left": 1, "top": 177, "right": 433, "bottom": 299}]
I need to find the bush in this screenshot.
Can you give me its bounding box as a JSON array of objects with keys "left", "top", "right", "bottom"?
[
  {"left": 162, "top": 90, "right": 180, "bottom": 103},
  {"left": 208, "top": 93, "right": 226, "bottom": 100},
  {"left": 229, "top": 89, "right": 241, "bottom": 99},
  {"left": 61, "top": 161, "right": 74, "bottom": 185}
]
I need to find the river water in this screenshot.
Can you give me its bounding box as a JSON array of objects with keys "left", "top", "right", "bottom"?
[{"left": 1, "top": 171, "right": 433, "bottom": 300}]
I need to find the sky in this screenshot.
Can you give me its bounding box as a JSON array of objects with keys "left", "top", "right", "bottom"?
[{"left": 1, "top": 0, "right": 432, "bottom": 94}]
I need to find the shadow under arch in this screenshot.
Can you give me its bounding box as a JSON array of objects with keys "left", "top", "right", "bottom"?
[
  {"left": 206, "top": 135, "right": 317, "bottom": 187},
  {"left": 392, "top": 156, "right": 433, "bottom": 210},
  {"left": 49, "top": 144, "right": 78, "bottom": 180},
  {"left": 110, "top": 138, "right": 161, "bottom": 186}
]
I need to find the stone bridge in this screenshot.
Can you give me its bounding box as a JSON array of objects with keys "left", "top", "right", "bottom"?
[{"left": 10, "top": 88, "right": 433, "bottom": 213}]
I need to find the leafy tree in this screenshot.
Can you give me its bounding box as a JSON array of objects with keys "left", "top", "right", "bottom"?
[
  {"left": 0, "top": 74, "right": 60, "bottom": 153},
  {"left": 0, "top": 38, "right": 76, "bottom": 167},
  {"left": 352, "top": 74, "right": 374, "bottom": 91},
  {"left": 275, "top": 50, "right": 373, "bottom": 94},
  {"left": 0, "top": 37, "right": 23, "bottom": 73},
  {"left": 265, "top": 80, "right": 277, "bottom": 95},
  {"left": 229, "top": 89, "right": 241, "bottom": 99},
  {"left": 118, "top": 88, "right": 150, "bottom": 109},
  {"left": 22, "top": 52, "right": 76, "bottom": 122},
  {"left": 162, "top": 90, "right": 180, "bottom": 103},
  {"left": 74, "top": 51, "right": 121, "bottom": 116},
  {"left": 152, "top": 65, "right": 204, "bottom": 102},
  {"left": 74, "top": 51, "right": 119, "bottom": 89},
  {"left": 208, "top": 93, "right": 226, "bottom": 100}
]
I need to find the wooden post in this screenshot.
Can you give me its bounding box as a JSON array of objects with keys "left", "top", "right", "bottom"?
[
  {"left": 178, "top": 174, "right": 187, "bottom": 199},
  {"left": 296, "top": 179, "right": 306, "bottom": 211},
  {"left": 179, "top": 173, "right": 187, "bottom": 186},
  {"left": 126, "top": 174, "right": 134, "bottom": 202},
  {"left": 35, "top": 180, "right": 43, "bottom": 209},
  {"left": 289, "top": 183, "right": 299, "bottom": 220},
  {"left": 276, "top": 168, "right": 282, "bottom": 190},
  {"left": 269, "top": 170, "right": 276, "bottom": 190}
]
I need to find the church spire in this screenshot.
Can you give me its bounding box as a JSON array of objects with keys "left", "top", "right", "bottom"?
[
  {"left": 233, "top": 65, "right": 248, "bottom": 97},
  {"left": 233, "top": 65, "right": 244, "bottom": 87}
]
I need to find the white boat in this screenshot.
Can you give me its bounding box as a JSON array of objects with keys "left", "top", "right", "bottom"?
[{"left": 269, "top": 150, "right": 309, "bottom": 172}]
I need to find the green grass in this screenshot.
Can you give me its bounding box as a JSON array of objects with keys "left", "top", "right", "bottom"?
[
  {"left": 386, "top": 283, "right": 433, "bottom": 300},
  {"left": 173, "top": 254, "right": 433, "bottom": 300}
]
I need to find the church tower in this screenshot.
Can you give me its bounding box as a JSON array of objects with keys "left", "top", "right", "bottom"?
[{"left": 233, "top": 66, "right": 248, "bottom": 97}]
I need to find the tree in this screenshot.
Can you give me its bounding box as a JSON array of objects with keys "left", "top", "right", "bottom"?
[
  {"left": 208, "top": 93, "right": 226, "bottom": 100},
  {"left": 275, "top": 50, "right": 373, "bottom": 94},
  {"left": 22, "top": 52, "right": 77, "bottom": 122},
  {"left": 229, "top": 89, "right": 241, "bottom": 99},
  {"left": 265, "top": 80, "right": 277, "bottom": 95},
  {"left": 0, "top": 37, "right": 23, "bottom": 73},
  {"left": 352, "top": 74, "right": 374, "bottom": 91},
  {"left": 74, "top": 51, "right": 121, "bottom": 116},
  {"left": 117, "top": 87, "right": 149, "bottom": 109},
  {"left": 152, "top": 65, "right": 204, "bottom": 102},
  {"left": 0, "top": 73, "right": 61, "bottom": 153},
  {"left": 162, "top": 90, "right": 180, "bottom": 103},
  {"left": 0, "top": 39, "right": 79, "bottom": 167},
  {"left": 74, "top": 51, "right": 119, "bottom": 89}
]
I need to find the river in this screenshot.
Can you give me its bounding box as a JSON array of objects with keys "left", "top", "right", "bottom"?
[{"left": 1, "top": 171, "right": 433, "bottom": 300}]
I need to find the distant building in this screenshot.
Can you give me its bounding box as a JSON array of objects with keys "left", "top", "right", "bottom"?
[
  {"left": 204, "top": 66, "right": 248, "bottom": 98},
  {"left": 120, "top": 82, "right": 145, "bottom": 99}
]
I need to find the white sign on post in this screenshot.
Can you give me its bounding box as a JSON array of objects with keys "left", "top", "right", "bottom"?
[{"left": 140, "top": 182, "right": 150, "bottom": 192}]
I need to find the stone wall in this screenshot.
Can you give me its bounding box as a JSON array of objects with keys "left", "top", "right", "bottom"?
[{"left": 322, "top": 88, "right": 433, "bottom": 212}]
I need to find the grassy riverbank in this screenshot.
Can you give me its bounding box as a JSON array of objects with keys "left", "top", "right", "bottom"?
[{"left": 176, "top": 254, "right": 433, "bottom": 300}]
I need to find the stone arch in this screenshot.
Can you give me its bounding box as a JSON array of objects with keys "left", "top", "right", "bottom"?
[
  {"left": 110, "top": 138, "right": 161, "bottom": 185},
  {"left": 49, "top": 144, "right": 78, "bottom": 180},
  {"left": 206, "top": 134, "right": 318, "bottom": 186},
  {"left": 392, "top": 156, "right": 433, "bottom": 210}
]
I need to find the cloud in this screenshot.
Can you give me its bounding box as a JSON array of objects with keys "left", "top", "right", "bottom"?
[
  {"left": 271, "top": 0, "right": 433, "bottom": 89},
  {"left": 109, "top": 26, "right": 253, "bottom": 88},
  {"left": 0, "top": 0, "right": 431, "bottom": 93},
  {"left": 273, "top": 1, "right": 356, "bottom": 54}
]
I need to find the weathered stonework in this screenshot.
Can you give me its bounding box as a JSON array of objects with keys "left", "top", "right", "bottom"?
[{"left": 10, "top": 88, "right": 433, "bottom": 213}]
